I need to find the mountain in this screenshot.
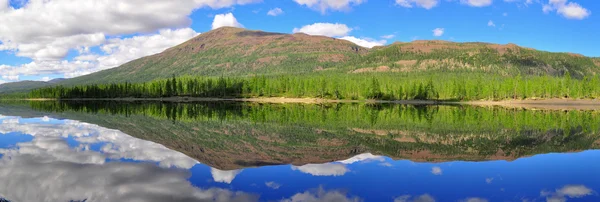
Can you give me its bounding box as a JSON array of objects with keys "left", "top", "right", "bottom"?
[
  {"left": 0, "top": 78, "right": 64, "bottom": 94},
  {"left": 5, "top": 27, "right": 600, "bottom": 93},
  {"left": 61, "top": 27, "right": 369, "bottom": 85}
]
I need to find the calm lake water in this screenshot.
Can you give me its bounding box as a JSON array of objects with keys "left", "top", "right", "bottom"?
[{"left": 0, "top": 101, "right": 599, "bottom": 202}]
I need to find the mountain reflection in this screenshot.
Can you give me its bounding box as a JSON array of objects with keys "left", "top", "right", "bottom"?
[{"left": 3, "top": 101, "right": 598, "bottom": 170}]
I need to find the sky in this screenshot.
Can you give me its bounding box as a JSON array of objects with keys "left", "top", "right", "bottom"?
[{"left": 0, "top": 0, "right": 597, "bottom": 84}]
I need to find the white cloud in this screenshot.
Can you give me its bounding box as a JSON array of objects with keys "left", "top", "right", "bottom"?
[
  {"left": 0, "top": 118, "right": 199, "bottom": 169},
  {"left": 485, "top": 178, "right": 494, "bottom": 184},
  {"left": 292, "top": 163, "right": 349, "bottom": 176},
  {"left": 0, "top": 138, "right": 258, "bottom": 202},
  {"left": 382, "top": 34, "right": 396, "bottom": 39},
  {"left": 339, "top": 36, "right": 386, "bottom": 48},
  {"left": 488, "top": 20, "right": 496, "bottom": 27},
  {"left": 543, "top": 0, "right": 591, "bottom": 19},
  {"left": 267, "top": 8, "right": 284, "bottom": 16},
  {"left": 431, "top": 166, "right": 443, "bottom": 175},
  {"left": 337, "top": 153, "right": 386, "bottom": 164},
  {"left": 461, "top": 198, "right": 489, "bottom": 202},
  {"left": 1, "top": 75, "right": 19, "bottom": 81},
  {"left": 265, "top": 181, "right": 282, "bottom": 189},
  {"left": 97, "top": 28, "right": 199, "bottom": 71},
  {"left": 0, "top": 0, "right": 258, "bottom": 60},
  {"left": 212, "top": 13, "right": 244, "bottom": 30},
  {"left": 460, "top": 0, "right": 493, "bottom": 7},
  {"left": 293, "top": 23, "right": 352, "bottom": 37},
  {"left": 556, "top": 185, "right": 594, "bottom": 198},
  {"left": 394, "top": 194, "right": 436, "bottom": 202},
  {"left": 293, "top": 0, "right": 365, "bottom": 13},
  {"left": 40, "top": 77, "right": 51, "bottom": 82},
  {"left": 542, "top": 185, "right": 595, "bottom": 202},
  {"left": 503, "top": 12, "right": 509, "bottom": 16},
  {"left": 0, "top": 28, "right": 199, "bottom": 80},
  {"left": 432, "top": 28, "right": 445, "bottom": 37},
  {"left": 211, "top": 168, "right": 242, "bottom": 184},
  {"left": 396, "top": 0, "right": 440, "bottom": 9},
  {"left": 281, "top": 187, "right": 361, "bottom": 202},
  {"left": 0, "top": 0, "right": 257, "bottom": 82}
]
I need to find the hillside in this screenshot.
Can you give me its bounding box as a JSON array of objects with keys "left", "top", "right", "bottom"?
[
  {"left": 60, "top": 27, "right": 600, "bottom": 86},
  {"left": 0, "top": 78, "right": 64, "bottom": 94},
  {"left": 61, "top": 27, "right": 368, "bottom": 85}
]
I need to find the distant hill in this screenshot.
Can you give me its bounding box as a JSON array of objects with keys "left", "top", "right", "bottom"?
[
  {"left": 5, "top": 27, "right": 600, "bottom": 93},
  {"left": 0, "top": 78, "right": 64, "bottom": 94}
]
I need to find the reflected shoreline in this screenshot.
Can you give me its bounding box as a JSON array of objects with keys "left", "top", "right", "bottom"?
[{"left": 1, "top": 101, "right": 599, "bottom": 170}]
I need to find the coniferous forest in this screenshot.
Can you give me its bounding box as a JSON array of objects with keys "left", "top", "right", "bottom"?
[{"left": 27, "top": 71, "right": 600, "bottom": 101}]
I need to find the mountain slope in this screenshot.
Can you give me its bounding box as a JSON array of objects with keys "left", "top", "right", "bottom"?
[
  {"left": 62, "top": 27, "right": 368, "bottom": 85},
  {"left": 349, "top": 41, "right": 599, "bottom": 78},
  {"left": 0, "top": 79, "right": 64, "bottom": 94}
]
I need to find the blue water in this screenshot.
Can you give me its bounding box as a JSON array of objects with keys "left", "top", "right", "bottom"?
[{"left": 0, "top": 115, "right": 598, "bottom": 202}]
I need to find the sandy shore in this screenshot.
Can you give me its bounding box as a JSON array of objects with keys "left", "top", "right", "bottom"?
[
  {"left": 466, "top": 98, "right": 600, "bottom": 110},
  {"left": 21, "top": 97, "right": 600, "bottom": 110}
]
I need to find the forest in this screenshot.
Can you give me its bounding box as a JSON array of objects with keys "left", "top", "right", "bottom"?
[{"left": 27, "top": 71, "right": 600, "bottom": 101}]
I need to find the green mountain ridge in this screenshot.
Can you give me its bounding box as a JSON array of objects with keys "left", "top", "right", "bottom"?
[{"left": 0, "top": 78, "right": 65, "bottom": 94}]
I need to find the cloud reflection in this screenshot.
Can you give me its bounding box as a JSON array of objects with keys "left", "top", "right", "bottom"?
[
  {"left": 281, "top": 187, "right": 361, "bottom": 202},
  {"left": 541, "top": 185, "right": 595, "bottom": 202},
  {"left": 0, "top": 132, "right": 259, "bottom": 202},
  {"left": 0, "top": 117, "right": 198, "bottom": 169},
  {"left": 211, "top": 168, "right": 242, "bottom": 184}
]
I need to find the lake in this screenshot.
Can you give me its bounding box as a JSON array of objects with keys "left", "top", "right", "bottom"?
[{"left": 0, "top": 101, "right": 599, "bottom": 202}]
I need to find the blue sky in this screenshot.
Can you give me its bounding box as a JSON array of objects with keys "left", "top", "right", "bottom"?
[{"left": 0, "top": 0, "right": 597, "bottom": 84}]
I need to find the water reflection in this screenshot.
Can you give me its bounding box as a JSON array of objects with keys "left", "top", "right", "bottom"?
[{"left": 0, "top": 102, "right": 598, "bottom": 201}]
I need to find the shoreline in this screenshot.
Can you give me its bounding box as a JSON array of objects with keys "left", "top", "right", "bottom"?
[{"left": 15, "top": 97, "right": 600, "bottom": 110}]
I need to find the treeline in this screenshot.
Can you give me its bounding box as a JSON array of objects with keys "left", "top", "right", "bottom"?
[
  {"left": 29, "top": 101, "right": 600, "bottom": 136},
  {"left": 29, "top": 72, "right": 600, "bottom": 101}
]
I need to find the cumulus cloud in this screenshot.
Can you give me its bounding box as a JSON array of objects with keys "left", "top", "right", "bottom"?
[
  {"left": 292, "top": 163, "right": 349, "bottom": 176},
  {"left": 281, "top": 187, "right": 361, "bottom": 202},
  {"left": 0, "top": 141, "right": 258, "bottom": 202},
  {"left": 292, "top": 23, "right": 384, "bottom": 48},
  {"left": 267, "top": 8, "right": 284, "bottom": 16},
  {"left": 0, "top": 117, "right": 199, "bottom": 169},
  {"left": 293, "top": 23, "right": 352, "bottom": 37},
  {"left": 488, "top": 20, "right": 496, "bottom": 27},
  {"left": 1, "top": 28, "right": 199, "bottom": 79},
  {"left": 212, "top": 13, "right": 244, "bottom": 30},
  {"left": 432, "top": 28, "right": 445, "bottom": 37},
  {"left": 339, "top": 36, "right": 386, "bottom": 48},
  {"left": 460, "top": 0, "right": 493, "bottom": 7},
  {"left": 396, "top": 0, "right": 440, "bottom": 9},
  {"left": 265, "top": 181, "right": 282, "bottom": 189},
  {"left": 460, "top": 198, "right": 489, "bottom": 202},
  {"left": 337, "top": 153, "right": 386, "bottom": 164},
  {"left": 543, "top": 0, "right": 591, "bottom": 20},
  {"left": 394, "top": 194, "right": 436, "bottom": 202},
  {"left": 431, "top": 166, "right": 443, "bottom": 175},
  {"left": 382, "top": 34, "right": 396, "bottom": 39},
  {"left": 293, "top": 0, "right": 365, "bottom": 13},
  {"left": 211, "top": 168, "right": 243, "bottom": 184},
  {"left": 0, "top": 0, "right": 258, "bottom": 60},
  {"left": 0, "top": 0, "right": 256, "bottom": 82},
  {"left": 541, "top": 185, "right": 595, "bottom": 202}
]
